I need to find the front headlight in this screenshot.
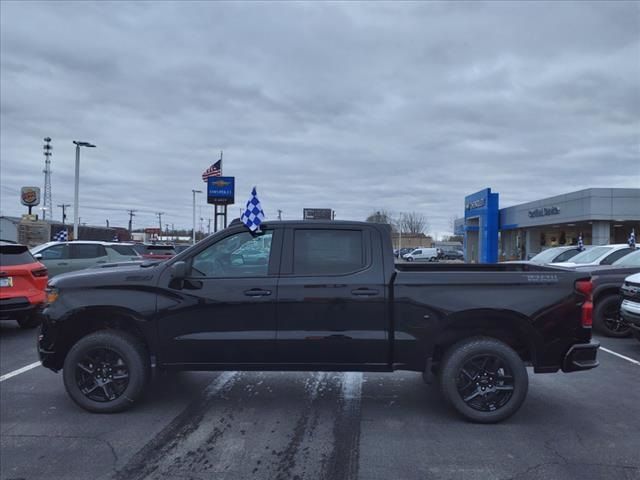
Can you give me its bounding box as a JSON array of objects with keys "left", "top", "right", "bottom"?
[{"left": 46, "top": 287, "right": 59, "bottom": 304}]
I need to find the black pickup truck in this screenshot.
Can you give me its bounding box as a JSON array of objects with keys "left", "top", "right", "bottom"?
[{"left": 38, "top": 221, "right": 599, "bottom": 423}]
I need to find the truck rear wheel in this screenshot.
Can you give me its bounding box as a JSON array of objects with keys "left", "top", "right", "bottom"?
[
  {"left": 62, "top": 330, "right": 149, "bottom": 413},
  {"left": 439, "top": 337, "right": 528, "bottom": 423}
]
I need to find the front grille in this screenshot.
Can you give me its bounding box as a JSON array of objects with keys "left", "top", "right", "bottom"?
[{"left": 621, "top": 282, "right": 640, "bottom": 302}]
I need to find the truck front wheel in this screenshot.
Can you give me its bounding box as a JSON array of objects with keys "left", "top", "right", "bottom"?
[
  {"left": 439, "top": 337, "right": 528, "bottom": 423},
  {"left": 62, "top": 330, "right": 149, "bottom": 413}
]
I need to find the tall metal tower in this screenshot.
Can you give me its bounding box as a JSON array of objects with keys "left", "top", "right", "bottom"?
[{"left": 42, "top": 137, "right": 53, "bottom": 220}]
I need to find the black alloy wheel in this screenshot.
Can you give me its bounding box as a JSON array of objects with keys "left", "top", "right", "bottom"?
[
  {"left": 601, "top": 303, "right": 630, "bottom": 336},
  {"left": 63, "top": 330, "right": 149, "bottom": 413},
  {"left": 455, "top": 354, "right": 514, "bottom": 412},
  {"left": 439, "top": 337, "right": 528, "bottom": 423},
  {"left": 75, "top": 347, "right": 130, "bottom": 402},
  {"left": 594, "top": 296, "right": 631, "bottom": 338}
]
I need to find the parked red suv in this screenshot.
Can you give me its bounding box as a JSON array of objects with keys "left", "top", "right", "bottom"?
[{"left": 0, "top": 242, "right": 48, "bottom": 328}]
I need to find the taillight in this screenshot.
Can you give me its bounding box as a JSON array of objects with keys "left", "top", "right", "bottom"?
[
  {"left": 32, "top": 267, "right": 48, "bottom": 278},
  {"left": 575, "top": 279, "right": 593, "bottom": 328}
]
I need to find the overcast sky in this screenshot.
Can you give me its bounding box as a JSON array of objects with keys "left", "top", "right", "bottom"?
[{"left": 1, "top": 1, "right": 639, "bottom": 236}]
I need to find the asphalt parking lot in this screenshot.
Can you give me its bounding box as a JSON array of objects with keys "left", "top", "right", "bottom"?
[{"left": 1, "top": 323, "right": 638, "bottom": 480}]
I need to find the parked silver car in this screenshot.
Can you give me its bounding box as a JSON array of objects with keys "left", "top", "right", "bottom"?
[{"left": 30, "top": 241, "right": 140, "bottom": 277}]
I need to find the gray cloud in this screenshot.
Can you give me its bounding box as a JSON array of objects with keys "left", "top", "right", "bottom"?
[{"left": 1, "top": 0, "right": 639, "bottom": 236}]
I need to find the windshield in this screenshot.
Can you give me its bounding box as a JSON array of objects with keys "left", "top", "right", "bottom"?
[
  {"left": 613, "top": 249, "right": 640, "bottom": 266},
  {"left": 529, "top": 248, "right": 567, "bottom": 264},
  {"left": 567, "top": 246, "right": 612, "bottom": 264}
]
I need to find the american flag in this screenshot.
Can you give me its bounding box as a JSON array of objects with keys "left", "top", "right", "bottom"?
[{"left": 202, "top": 159, "right": 222, "bottom": 182}]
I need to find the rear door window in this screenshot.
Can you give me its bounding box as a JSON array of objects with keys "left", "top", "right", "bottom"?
[
  {"left": 70, "top": 244, "right": 108, "bottom": 259},
  {"left": 39, "top": 244, "right": 69, "bottom": 260},
  {"left": 293, "top": 229, "right": 365, "bottom": 275},
  {"left": 110, "top": 245, "right": 138, "bottom": 256}
]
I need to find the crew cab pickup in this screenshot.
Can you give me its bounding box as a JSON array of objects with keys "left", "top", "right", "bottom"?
[{"left": 38, "top": 221, "right": 599, "bottom": 423}]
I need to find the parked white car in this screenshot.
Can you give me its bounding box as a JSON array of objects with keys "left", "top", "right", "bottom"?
[
  {"left": 554, "top": 244, "right": 636, "bottom": 268},
  {"left": 403, "top": 247, "right": 439, "bottom": 262}
]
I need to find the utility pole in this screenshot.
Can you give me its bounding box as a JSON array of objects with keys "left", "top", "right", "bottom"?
[
  {"left": 57, "top": 203, "right": 71, "bottom": 225},
  {"left": 192, "top": 190, "right": 202, "bottom": 244},
  {"left": 207, "top": 218, "right": 212, "bottom": 235},
  {"left": 277, "top": 209, "right": 282, "bottom": 221},
  {"left": 42, "top": 137, "right": 53, "bottom": 220},
  {"left": 156, "top": 212, "right": 165, "bottom": 234},
  {"left": 127, "top": 209, "right": 137, "bottom": 233},
  {"left": 106, "top": 219, "right": 110, "bottom": 228},
  {"left": 72, "top": 140, "right": 96, "bottom": 239}
]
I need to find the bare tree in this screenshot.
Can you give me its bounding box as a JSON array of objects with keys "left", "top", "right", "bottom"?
[
  {"left": 365, "top": 210, "right": 399, "bottom": 232},
  {"left": 399, "top": 212, "right": 428, "bottom": 234},
  {"left": 366, "top": 210, "right": 393, "bottom": 225}
]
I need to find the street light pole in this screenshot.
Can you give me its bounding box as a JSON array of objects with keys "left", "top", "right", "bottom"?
[
  {"left": 192, "top": 189, "right": 202, "bottom": 244},
  {"left": 72, "top": 141, "right": 96, "bottom": 240}
]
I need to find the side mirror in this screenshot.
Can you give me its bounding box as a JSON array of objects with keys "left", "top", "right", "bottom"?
[
  {"left": 170, "top": 261, "right": 187, "bottom": 279},
  {"left": 34, "top": 253, "right": 43, "bottom": 260}
]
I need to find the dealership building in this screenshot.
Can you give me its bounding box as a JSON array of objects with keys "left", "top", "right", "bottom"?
[{"left": 454, "top": 188, "right": 640, "bottom": 263}]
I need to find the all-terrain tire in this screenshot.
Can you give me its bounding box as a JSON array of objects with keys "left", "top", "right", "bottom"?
[
  {"left": 62, "top": 330, "right": 149, "bottom": 413},
  {"left": 593, "top": 295, "right": 630, "bottom": 338},
  {"left": 439, "top": 336, "right": 529, "bottom": 423}
]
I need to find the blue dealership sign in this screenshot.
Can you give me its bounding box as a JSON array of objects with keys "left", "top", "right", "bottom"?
[{"left": 207, "top": 176, "right": 235, "bottom": 205}]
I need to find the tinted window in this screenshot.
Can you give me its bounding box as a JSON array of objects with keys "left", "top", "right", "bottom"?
[
  {"left": 71, "top": 244, "right": 107, "bottom": 259},
  {"left": 39, "top": 244, "right": 68, "bottom": 260},
  {"left": 192, "top": 231, "right": 272, "bottom": 277},
  {"left": 293, "top": 229, "right": 364, "bottom": 275},
  {"left": 413, "top": 250, "right": 422, "bottom": 255},
  {"left": 600, "top": 248, "right": 633, "bottom": 265},
  {"left": 613, "top": 249, "right": 640, "bottom": 266},
  {"left": 145, "top": 245, "right": 175, "bottom": 254},
  {"left": 0, "top": 246, "right": 36, "bottom": 266},
  {"left": 553, "top": 249, "right": 580, "bottom": 262},
  {"left": 110, "top": 245, "right": 138, "bottom": 256}
]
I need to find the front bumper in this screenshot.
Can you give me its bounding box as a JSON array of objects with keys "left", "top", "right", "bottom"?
[
  {"left": 620, "top": 300, "right": 640, "bottom": 331},
  {"left": 562, "top": 341, "right": 600, "bottom": 372},
  {"left": 37, "top": 311, "right": 62, "bottom": 371}
]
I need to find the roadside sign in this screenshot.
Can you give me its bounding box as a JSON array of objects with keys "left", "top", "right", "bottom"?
[
  {"left": 303, "top": 208, "right": 333, "bottom": 220},
  {"left": 144, "top": 228, "right": 161, "bottom": 234},
  {"left": 20, "top": 186, "right": 41, "bottom": 207},
  {"left": 207, "top": 176, "right": 235, "bottom": 205}
]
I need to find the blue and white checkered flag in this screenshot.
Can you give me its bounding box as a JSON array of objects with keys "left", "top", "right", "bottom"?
[
  {"left": 629, "top": 229, "right": 636, "bottom": 249},
  {"left": 577, "top": 232, "right": 584, "bottom": 251},
  {"left": 53, "top": 229, "right": 68, "bottom": 242},
  {"left": 241, "top": 187, "right": 265, "bottom": 232}
]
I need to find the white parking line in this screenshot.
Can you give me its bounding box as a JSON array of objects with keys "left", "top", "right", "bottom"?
[
  {"left": 0, "top": 361, "right": 41, "bottom": 382},
  {"left": 600, "top": 347, "right": 640, "bottom": 366}
]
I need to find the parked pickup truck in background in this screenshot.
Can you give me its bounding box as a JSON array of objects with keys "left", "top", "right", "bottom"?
[{"left": 38, "top": 221, "right": 599, "bottom": 423}]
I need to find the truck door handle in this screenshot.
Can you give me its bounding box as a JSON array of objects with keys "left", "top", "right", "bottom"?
[
  {"left": 244, "top": 288, "right": 272, "bottom": 297},
  {"left": 351, "top": 288, "right": 379, "bottom": 297}
]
